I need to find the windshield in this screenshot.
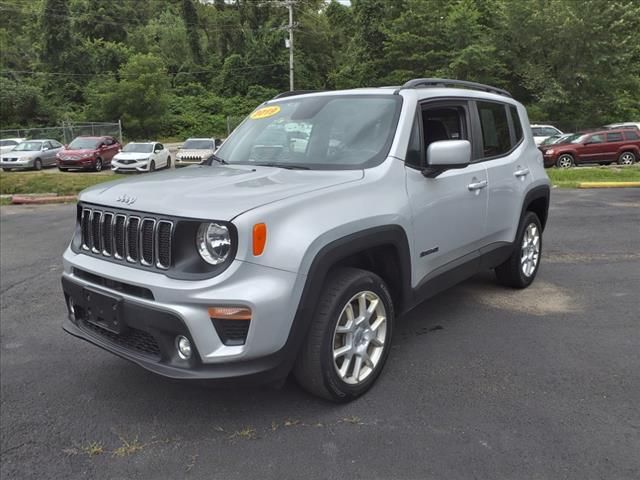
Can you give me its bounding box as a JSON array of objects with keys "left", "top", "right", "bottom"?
[
  {"left": 123, "top": 143, "right": 153, "bottom": 153},
  {"left": 552, "top": 134, "right": 573, "bottom": 144},
  {"left": 13, "top": 141, "right": 42, "bottom": 151},
  {"left": 183, "top": 140, "right": 214, "bottom": 150},
  {"left": 68, "top": 138, "right": 101, "bottom": 150},
  {"left": 540, "top": 135, "right": 560, "bottom": 145},
  {"left": 570, "top": 134, "right": 588, "bottom": 144},
  {"left": 215, "top": 95, "right": 402, "bottom": 170}
]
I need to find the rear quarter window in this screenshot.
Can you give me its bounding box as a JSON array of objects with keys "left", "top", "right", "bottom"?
[
  {"left": 624, "top": 130, "right": 640, "bottom": 140},
  {"left": 509, "top": 105, "right": 523, "bottom": 144}
]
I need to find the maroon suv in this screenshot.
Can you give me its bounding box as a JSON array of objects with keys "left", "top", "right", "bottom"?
[
  {"left": 57, "top": 136, "right": 121, "bottom": 172},
  {"left": 542, "top": 129, "right": 640, "bottom": 168}
]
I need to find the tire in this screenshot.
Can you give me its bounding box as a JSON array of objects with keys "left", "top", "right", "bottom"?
[
  {"left": 94, "top": 158, "right": 103, "bottom": 172},
  {"left": 33, "top": 158, "right": 42, "bottom": 171},
  {"left": 149, "top": 160, "right": 156, "bottom": 172},
  {"left": 495, "top": 211, "right": 543, "bottom": 289},
  {"left": 58, "top": 167, "right": 68, "bottom": 172},
  {"left": 166, "top": 157, "right": 171, "bottom": 169},
  {"left": 618, "top": 151, "right": 636, "bottom": 165},
  {"left": 293, "top": 267, "right": 394, "bottom": 402},
  {"left": 556, "top": 154, "right": 574, "bottom": 168}
]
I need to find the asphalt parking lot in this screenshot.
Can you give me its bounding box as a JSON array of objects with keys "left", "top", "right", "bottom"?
[{"left": 1, "top": 189, "right": 639, "bottom": 480}]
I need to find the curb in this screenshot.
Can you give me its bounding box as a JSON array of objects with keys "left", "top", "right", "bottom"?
[
  {"left": 577, "top": 182, "right": 640, "bottom": 189},
  {"left": 11, "top": 195, "right": 77, "bottom": 205}
]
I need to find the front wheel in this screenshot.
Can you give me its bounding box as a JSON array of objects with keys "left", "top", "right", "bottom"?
[
  {"left": 294, "top": 267, "right": 394, "bottom": 402},
  {"left": 495, "top": 211, "right": 543, "bottom": 288},
  {"left": 556, "top": 154, "right": 574, "bottom": 168},
  {"left": 94, "top": 158, "right": 103, "bottom": 172},
  {"left": 33, "top": 158, "right": 42, "bottom": 171},
  {"left": 618, "top": 151, "right": 636, "bottom": 165},
  {"left": 166, "top": 157, "right": 171, "bottom": 169},
  {"left": 149, "top": 160, "right": 156, "bottom": 172}
]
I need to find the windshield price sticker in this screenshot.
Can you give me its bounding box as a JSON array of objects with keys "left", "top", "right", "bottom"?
[{"left": 250, "top": 105, "right": 281, "bottom": 120}]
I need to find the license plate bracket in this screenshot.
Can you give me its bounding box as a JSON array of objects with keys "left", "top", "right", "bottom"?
[{"left": 80, "top": 287, "right": 126, "bottom": 334}]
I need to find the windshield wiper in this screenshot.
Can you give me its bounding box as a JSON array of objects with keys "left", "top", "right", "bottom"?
[
  {"left": 204, "top": 153, "right": 228, "bottom": 165},
  {"left": 253, "top": 162, "right": 310, "bottom": 170}
]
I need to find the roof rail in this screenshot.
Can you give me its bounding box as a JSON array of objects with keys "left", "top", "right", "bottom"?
[
  {"left": 401, "top": 78, "right": 512, "bottom": 98},
  {"left": 272, "top": 90, "right": 319, "bottom": 99}
]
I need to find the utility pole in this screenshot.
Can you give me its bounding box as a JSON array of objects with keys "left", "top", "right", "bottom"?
[{"left": 287, "top": 0, "right": 294, "bottom": 91}]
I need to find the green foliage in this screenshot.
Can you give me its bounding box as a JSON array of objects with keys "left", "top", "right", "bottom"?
[{"left": 2, "top": 0, "right": 639, "bottom": 138}]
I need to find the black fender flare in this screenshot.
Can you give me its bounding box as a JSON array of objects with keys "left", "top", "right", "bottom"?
[
  {"left": 273, "top": 225, "right": 412, "bottom": 376},
  {"left": 520, "top": 184, "right": 550, "bottom": 231}
]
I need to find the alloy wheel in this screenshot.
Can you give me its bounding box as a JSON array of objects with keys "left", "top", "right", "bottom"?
[
  {"left": 557, "top": 155, "right": 573, "bottom": 168},
  {"left": 619, "top": 153, "right": 635, "bottom": 165},
  {"left": 521, "top": 223, "right": 540, "bottom": 277},
  {"left": 332, "top": 291, "right": 387, "bottom": 385}
]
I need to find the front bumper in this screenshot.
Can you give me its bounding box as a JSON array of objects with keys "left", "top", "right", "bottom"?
[
  {"left": 1, "top": 159, "right": 33, "bottom": 168},
  {"left": 175, "top": 158, "right": 202, "bottom": 167},
  {"left": 112, "top": 161, "right": 150, "bottom": 172},
  {"left": 58, "top": 158, "right": 95, "bottom": 168},
  {"left": 61, "top": 248, "right": 306, "bottom": 381},
  {"left": 542, "top": 154, "right": 557, "bottom": 167}
]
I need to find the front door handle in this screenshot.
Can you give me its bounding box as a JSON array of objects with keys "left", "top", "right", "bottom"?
[
  {"left": 467, "top": 180, "right": 488, "bottom": 191},
  {"left": 514, "top": 167, "right": 530, "bottom": 177}
]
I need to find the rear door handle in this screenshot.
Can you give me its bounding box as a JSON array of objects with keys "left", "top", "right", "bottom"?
[
  {"left": 467, "top": 180, "right": 488, "bottom": 191},
  {"left": 514, "top": 168, "right": 530, "bottom": 177}
]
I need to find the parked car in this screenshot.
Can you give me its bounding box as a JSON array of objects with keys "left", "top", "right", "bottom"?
[
  {"left": 61, "top": 78, "right": 550, "bottom": 401},
  {"left": 57, "top": 136, "right": 121, "bottom": 172},
  {"left": 112, "top": 142, "right": 171, "bottom": 173},
  {"left": 175, "top": 138, "right": 222, "bottom": 167},
  {"left": 0, "top": 139, "right": 64, "bottom": 171},
  {"left": 531, "top": 124, "right": 563, "bottom": 145},
  {"left": 542, "top": 129, "right": 640, "bottom": 168},
  {"left": 0, "top": 138, "right": 26, "bottom": 155}
]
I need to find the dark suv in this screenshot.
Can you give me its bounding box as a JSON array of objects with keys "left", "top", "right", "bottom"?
[
  {"left": 57, "top": 136, "right": 121, "bottom": 172},
  {"left": 542, "top": 129, "right": 640, "bottom": 168}
]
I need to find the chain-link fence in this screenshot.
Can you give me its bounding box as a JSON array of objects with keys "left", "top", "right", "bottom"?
[{"left": 0, "top": 121, "right": 122, "bottom": 145}]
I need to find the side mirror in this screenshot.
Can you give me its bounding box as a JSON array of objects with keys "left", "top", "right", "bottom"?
[{"left": 422, "top": 140, "right": 471, "bottom": 178}]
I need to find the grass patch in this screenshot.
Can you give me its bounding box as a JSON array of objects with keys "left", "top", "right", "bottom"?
[
  {"left": 547, "top": 165, "right": 640, "bottom": 188},
  {"left": 0, "top": 171, "right": 120, "bottom": 196}
]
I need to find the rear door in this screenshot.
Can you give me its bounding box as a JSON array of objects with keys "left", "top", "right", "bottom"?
[
  {"left": 605, "top": 131, "right": 625, "bottom": 161},
  {"left": 481, "top": 101, "right": 532, "bottom": 246},
  {"left": 405, "top": 99, "right": 488, "bottom": 284}
]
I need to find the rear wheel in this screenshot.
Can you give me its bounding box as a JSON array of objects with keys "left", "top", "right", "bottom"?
[
  {"left": 94, "top": 158, "right": 103, "bottom": 172},
  {"left": 294, "top": 267, "right": 394, "bottom": 402},
  {"left": 33, "top": 158, "right": 42, "bottom": 171},
  {"left": 618, "top": 151, "right": 636, "bottom": 165},
  {"left": 495, "top": 211, "right": 543, "bottom": 289},
  {"left": 2, "top": 168, "right": 11, "bottom": 172},
  {"left": 556, "top": 154, "right": 574, "bottom": 168}
]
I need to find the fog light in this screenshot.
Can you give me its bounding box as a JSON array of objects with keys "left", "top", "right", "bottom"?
[{"left": 176, "top": 335, "right": 192, "bottom": 360}]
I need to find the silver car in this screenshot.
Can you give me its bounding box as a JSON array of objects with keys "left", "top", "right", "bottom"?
[
  {"left": 0, "top": 139, "right": 64, "bottom": 171},
  {"left": 61, "top": 79, "right": 550, "bottom": 402}
]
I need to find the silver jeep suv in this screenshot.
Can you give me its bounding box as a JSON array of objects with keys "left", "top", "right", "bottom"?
[{"left": 62, "top": 79, "right": 550, "bottom": 402}]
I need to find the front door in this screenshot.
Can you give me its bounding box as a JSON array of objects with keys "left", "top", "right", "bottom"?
[
  {"left": 405, "top": 101, "right": 488, "bottom": 287},
  {"left": 578, "top": 133, "right": 607, "bottom": 163}
]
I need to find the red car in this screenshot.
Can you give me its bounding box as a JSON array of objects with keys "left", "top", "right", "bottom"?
[
  {"left": 57, "top": 136, "right": 121, "bottom": 172},
  {"left": 542, "top": 129, "right": 640, "bottom": 168}
]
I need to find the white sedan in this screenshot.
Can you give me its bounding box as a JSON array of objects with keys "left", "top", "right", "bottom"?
[{"left": 111, "top": 142, "right": 171, "bottom": 173}]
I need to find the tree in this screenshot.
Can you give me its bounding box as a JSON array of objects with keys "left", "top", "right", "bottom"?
[{"left": 181, "top": 0, "right": 203, "bottom": 64}]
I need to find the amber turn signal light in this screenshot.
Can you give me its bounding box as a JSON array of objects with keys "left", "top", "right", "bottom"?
[
  {"left": 207, "top": 307, "right": 252, "bottom": 321},
  {"left": 253, "top": 223, "right": 267, "bottom": 256}
]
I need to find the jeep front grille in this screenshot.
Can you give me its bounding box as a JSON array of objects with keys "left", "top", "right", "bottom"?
[{"left": 81, "top": 207, "right": 172, "bottom": 270}]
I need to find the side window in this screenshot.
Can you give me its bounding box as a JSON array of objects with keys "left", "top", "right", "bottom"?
[
  {"left": 509, "top": 105, "right": 523, "bottom": 144},
  {"left": 624, "top": 130, "right": 640, "bottom": 140},
  {"left": 606, "top": 132, "right": 623, "bottom": 142},
  {"left": 51, "top": 141, "right": 62, "bottom": 148},
  {"left": 589, "top": 134, "right": 605, "bottom": 144},
  {"left": 156, "top": 143, "right": 163, "bottom": 151},
  {"left": 105, "top": 138, "right": 115, "bottom": 146},
  {"left": 477, "top": 101, "right": 511, "bottom": 157},
  {"left": 43, "top": 141, "right": 52, "bottom": 149}
]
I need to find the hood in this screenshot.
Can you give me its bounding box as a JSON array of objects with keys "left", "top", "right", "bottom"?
[
  {"left": 0, "top": 150, "right": 38, "bottom": 159},
  {"left": 79, "top": 164, "right": 364, "bottom": 220},
  {"left": 61, "top": 149, "right": 96, "bottom": 156},
  {"left": 114, "top": 152, "right": 151, "bottom": 161}
]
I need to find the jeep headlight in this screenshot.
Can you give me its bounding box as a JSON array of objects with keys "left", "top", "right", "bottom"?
[{"left": 196, "top": 223, "right": 232, "bottom": 265}]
